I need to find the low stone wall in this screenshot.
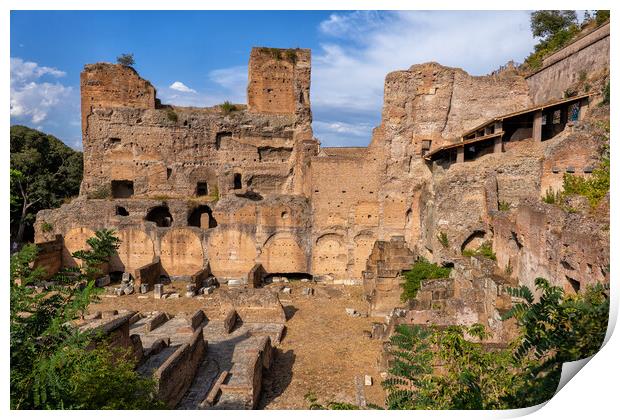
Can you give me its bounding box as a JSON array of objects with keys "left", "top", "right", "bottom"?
[
  {"left": 219, "top": 288, "right": 286, "bottom": 324},
  {"left": 154, "top": 329, "right": 206, "bottom": 408},
  {"left": 133, "top": 258, "right": 161, "bottom": 292},
  {"left": 32, "top": 235, "right": 63, "bottom": 280},
  {"left": 190, "top": 265, "right": 212, "bottom": 289}
]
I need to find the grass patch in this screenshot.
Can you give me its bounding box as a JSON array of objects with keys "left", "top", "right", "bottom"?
[{"left": 401, "top": 258, "right": 452, "bottom": 301}]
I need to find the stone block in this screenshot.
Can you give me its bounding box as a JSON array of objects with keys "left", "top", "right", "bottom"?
[
  {"left": 189, "top": 310, "right": 205, "bottom": 330},
  {"left": 123, "top": 286, "right": 134, "bottom": 295},
  {"left": 140, "top": 283, "right": 149, "bottom": 294},
  {"left": 169, "top": 293, "right": 180, "bottom": 299},
  {"left": 227, "top": 279, "right": 242, "bottom": 287},
  {"left": 185, "top": 291, "right": 196, "bottom": 298},
  {"left": 364, "top": 375, "right": 373, "bottom": 386},
  {"left": 346, "top": 308, "right": 360, "bottom": 317},
  {"left": 95, "top": 275, "right": 110, "bottom": 287},
  {"left": 122, "top": 272, "right": 132, "bottom": 282},
  {"left": 205, "top": 286, "right": 216, "bottom": 295},
  {"left": 281, "top": 287, "right": 292, "bottom": 294},
  {"left": 302, "top": 287, "right": 314, "bottom": 296},
  {"left": 154, "top": 284, "right": 164, "bottom": 299},
  {"left": 223, "top": 309, "right": 238, "bottom": 333},
  {"left": 114, "top": 287, "right": 124, "bottom": 296}
]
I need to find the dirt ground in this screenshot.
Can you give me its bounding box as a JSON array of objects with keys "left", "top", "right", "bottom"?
[{"left": 88, "top": 281, "right": 387, "bottom": 409}]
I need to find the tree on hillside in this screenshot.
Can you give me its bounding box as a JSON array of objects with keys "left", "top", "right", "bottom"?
[
  {"left": 10, "top": 125, "right": 83, "bottom": 244},
  {"left": 530, "top": 10, "right": 578, "bottom": 39},
  {"left": 116, "top": 53, "right": 135, "bottom": 66}
]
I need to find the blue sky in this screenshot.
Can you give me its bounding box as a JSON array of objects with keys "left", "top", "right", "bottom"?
[{"left": 11, "top": 10, "right": 540, "bottom": 149}]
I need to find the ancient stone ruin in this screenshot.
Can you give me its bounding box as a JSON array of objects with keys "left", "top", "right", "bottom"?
[{"left": 33, "top": 22, "right": 610, "bottom": 408}]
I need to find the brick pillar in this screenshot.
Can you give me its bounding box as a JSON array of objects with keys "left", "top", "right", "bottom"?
[
  {"left": 579, "top": 97, "right": 590, "bottom": 120},
  {"left": 533, "top": 110, "right": 543, "bottom": 141},
  {"left": 456, "top": 146, "right": 464, "bottom": 163}
]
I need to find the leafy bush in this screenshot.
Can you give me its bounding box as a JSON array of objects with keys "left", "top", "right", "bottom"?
[
  {"left": 561, "top": 149, "right": 609, "bottom": 207},
  {"left": 383, "top": 278, "right": 609, "bottom": 409},
  {"left": 524, "top": 24, "right": 580, "bottom": 71},
  {"left": 437, "top": 232, "right": 449, "bottom": 248},
  {"left": 41, "top": 222, "right": 53, "bottom": 233},
  {"left": 11, "top": 230, "right": 163, "bottom": 409},
  {"left": 595, "top": 10, "right": 610, "bottom": 25},
  {"left": 220, "top": 101, "right": 237, "bottom": 114},
  {"left": 116, "top": 53, "right": 135, "bottom": 66},
  {"left": 401, "top": 258, "right": 452, "bottom": 301}
]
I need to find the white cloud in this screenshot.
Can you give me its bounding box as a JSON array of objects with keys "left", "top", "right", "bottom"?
[
  {"left": 311, "top": 10, "right": 537, "bottom": 146},
  {"left": 10, "top": 57, "right": 72, "bottom": 125},
  {"left": 169, "top": 81, "right": 197, "bottom": 93}
]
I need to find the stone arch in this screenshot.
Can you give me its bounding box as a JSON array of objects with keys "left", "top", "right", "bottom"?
[
  {"left": 461, "top": 230, "right": 488, "bottom": 252},
  {"left": 207, "top": 229, "right": 257, "bottom": 278},
  {"left": 146, "top": 205, "right": 173, "bottom": 227},
  {"left": 62, "top": 227, "right": 96, "bottom": 268},
  {"left": 351, "top": 232, "right": 376, "bottom": 280},
  {"left": 109, "top": 228, "right": 155, "bottom": 273},
  {"left": 260, "top": 232, "right": 307, "bottom": 274},
  {"left": 160, "top": 228, "right": 204, "bottom": 276},
  {"left": 312, "top": 233, "right": 347, "bottom": 278}
]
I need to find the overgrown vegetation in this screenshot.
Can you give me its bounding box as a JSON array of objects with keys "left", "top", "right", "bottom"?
[
  {"left": 523, "top": 10, "right": 609, "bottom": 71},
  {"left": 401, "top": 258, "right": 452, "bottom": 301},
  {"left": 462, "top": 241, "right": 496, "bottom": 260},
  {"left": 219, "top": 101, "right": 237, "bottom": 114},
  {"left": 437, "top": 232, "right": 449, "bottom": 248},
  {"left": 374, "top": 279, "right": 608, "bottom": 409},
  {"left": 543, "top": 124, "right": 610, "bottom": 209},
  {"left": 498, "top": 201, "right": 511, "bottom": 211},
  {"left": 116, "top": 53, "right": 135, "bottom": 66},
  {"left": 41, "top": 222, "right": 53, "bottom": 233},
  {"left": 10, "top": 230, "right": 163, "bottom": 409},
  {"left": 258, "top": 47, "right": 299, "bottom": 63},
  {"left": 71, "top": 229, "right": 122, "bottom": 279},
  {"left": 10, "top": 125, "right": 83, "bottom": 244}
]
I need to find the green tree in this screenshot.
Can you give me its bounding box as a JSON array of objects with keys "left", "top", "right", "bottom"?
[
  {"left": 10, "top": 125, "right": 83, "bottom": 244},
  {"left": 10, "top": 231, "right": 162, "bottom": 409},
  {"left": 530, "top": 10, "right": 577, "bottom": 39},
  {"left": 116, "top": 53, "right": 135, "bottom": 66},
  {"left": 595, "top": 10, "right": 610, "bottom": 25}
]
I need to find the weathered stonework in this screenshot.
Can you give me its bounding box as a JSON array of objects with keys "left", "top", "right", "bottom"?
[{"left": 36, "top": 38, "right": 609, "bottom": 307}]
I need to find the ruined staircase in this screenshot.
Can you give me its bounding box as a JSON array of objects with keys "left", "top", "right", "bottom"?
[{"left": 80, "top": 299, "right": 286, "bottom": 409}]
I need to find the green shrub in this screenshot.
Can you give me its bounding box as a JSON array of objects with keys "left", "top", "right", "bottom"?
[
  {"left": 401, "top": 258, "right": 452, "bottom": 301},
  {"left": 561, "top": 149, "right": 609, "bottom": 207},
  {"left": 41, "top": 222, "right": 53, "bottom": 233},
  {"left": 116, "top": 53, "right": 135, "bottom": 66},
  {"left": 382, "top": 278, "right": 609, "bottom": 410},
  {"left": 542, "top": 187, "right": 560, "bottom": 204},
  {"left": 437, "top": 232, "right": 449, "bottom": 248},
  {"left": 595, "top": 10, "right": 610, "bottom": 25},
  {"left": 220, "top": 101, "right": 237, "bottom": 114},
  {"left": 166, "top": 109, "right": 178, "bottom": 123},
  {"left": 498, "top": 201, "right": 511, "bottom": 211},
  {"left": 462, "top": 241, "right": 496, "bottom": 261}
]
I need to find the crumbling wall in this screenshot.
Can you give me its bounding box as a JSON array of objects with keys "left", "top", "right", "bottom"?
[{"left": 493, "top": 200, "right": 609, "bottom": 294}]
